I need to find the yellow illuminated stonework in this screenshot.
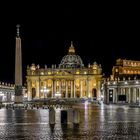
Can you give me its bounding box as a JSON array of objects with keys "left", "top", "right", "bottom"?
[
  {"left": 76, "top": 71, "right": 80, "bottom": 74},
  {"left": 112, "top": 59, "right": 140, "bottom": 78},
  {"left": 26, "top": 43, "right": 103, "bottom": 100},
  {"left": 48, "top": 71, "right": 51, "bottom": 75}
]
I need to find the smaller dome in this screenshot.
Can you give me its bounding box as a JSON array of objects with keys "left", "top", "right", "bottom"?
[
  {"left": 93, "top": 62, "right": 97, "bottom": 65},
  {"left": 30, "top": 63, "right": 36, "bottom": 70},
  {"left": 60, "top": 55, "right": 84, "bottom": 68}
]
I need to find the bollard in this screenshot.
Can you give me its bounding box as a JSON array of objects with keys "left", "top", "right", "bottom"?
[
  {"left": 67, "top": 109, "right": 73, "bottom": 124},
  {"left": 49, "top": 107, "right": 55, "bottom": 125},
  {"left": 50, "top": 124, "right": 55, "bottom": 133},
  {"left": 25, "top": 105, "right": 27, "bottom": 110},
  {"left": 61, "top": 110, "right": 67, "bottom": 124},
  {"left": 73, "top": 109, "right": 80, "bottom": 124}
]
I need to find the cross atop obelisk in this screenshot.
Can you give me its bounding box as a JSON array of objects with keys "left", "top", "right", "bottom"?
[
  {"left": 16, "top": 24, "right": 20, "bottom": 37},
  {"left": 15, "top": 24, "right": 23, "bottom": 103}
]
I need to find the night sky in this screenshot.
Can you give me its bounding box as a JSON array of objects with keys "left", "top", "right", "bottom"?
[{"left": 0, "top": 2, "right": 139, "bottom": 84}]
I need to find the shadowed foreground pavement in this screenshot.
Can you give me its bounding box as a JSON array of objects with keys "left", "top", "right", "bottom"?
[{"left": 0, "top": 103, "right": 140, "bottom": 139}]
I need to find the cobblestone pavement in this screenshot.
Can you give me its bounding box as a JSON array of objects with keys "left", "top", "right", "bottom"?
[{"left": 0, "top": 104, "right": 140, "bottom": 139}]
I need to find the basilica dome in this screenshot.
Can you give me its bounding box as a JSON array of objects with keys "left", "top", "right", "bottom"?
[{"left": 59, "top": 42, "right": 84, "bottom": 68}]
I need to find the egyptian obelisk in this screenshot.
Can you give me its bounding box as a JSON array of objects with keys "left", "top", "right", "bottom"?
[{"left": 15, "top": 24, "right": 23, "bottom": 103}]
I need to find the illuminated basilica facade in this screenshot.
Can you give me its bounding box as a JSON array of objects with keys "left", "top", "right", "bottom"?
[{"left": 26, "top": 42, "right": 103, "bottom": 100}]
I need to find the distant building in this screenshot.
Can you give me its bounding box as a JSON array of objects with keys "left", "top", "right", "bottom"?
[
  {"left": 103, "top": 59, "right": 140, "bottom": 104},
  {"left": 26, "top": 42, "right": 103, "bottom": 100},
  {"left": 112, "top": 58, "right": 140, "bottom": 79},
  {"left": 0, "top": 82, "right": 27, "bottom": 103},
  {"left": 0, "top": 82, "right": 15, "bottom": 102}
]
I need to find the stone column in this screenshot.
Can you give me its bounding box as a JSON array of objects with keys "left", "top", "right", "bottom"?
[
  {"left": 49, "top": 107, "right": 55, "bottom": 124},
  {"left": 113, "top": 88, "right": 116, "bottom": 103},
  {"left": 39, "top": 79, "right": 44, "bottom": 98},
  {"left": 117, "top": 87, "right": 120, "bottom": 95},
  {"left": 54, "top": 80, "right": 56, "bottom": 96},
  {"left": 116, "top": 88, "right": 118, "bottom": 103},
  {"left": 132, "top": 88, "right": 135, "bottom": 103},
  {"left": 80, "top": 80, "right": 83, "bottom": 98},
  {"left": 135, "top": 87, "right": 138, "bottom": 103},
  {"left": 138, "top": 88, "right": 139, "bottom": 103},
  {"left": 73, "top": 109, "right": 80, "bottom": 124},
  {"left": 51, "top": 80, "right": 54, "bottom": 98},
  {"left": 124, "top": 88, "right": 126, "bottom": 95},
  {"left": 86, "top": 79, "right": 89, "bottom": 98},
  {"left": 136, "top": 87, "right": 138, "bottom": 103},
  {"left": 74, "top": 80, "right": 76, "bottom": 98},
  {"left": 67, "top": 109, "right": 73, "bottom": 124},
  {"left": 71, "top": 81, "right": 73, "bottom": 98},
  {"left": 130, "top": 88, "right": 133, "bottom": 103},
  {"left": 138, "top": 88, "right": 140, "bottom": 105},
  {"left": 134, "top": 88, "right": 137, "bottom": 103},
  {"left": 59, "top": 80, "right": 61, "bottom": 95},
  {"left": 97, "top": 81, "right": 101, "bottom": 99},
  {"left": 66, "top": 81, "right": 68, "bottom": 98},
  {"left": 107, "top": 89, "right": 109, "bottom": 104},
  {"left": 27, "top": 80, "right": 32, "bottom": 101},
  {"left": 126, "top": 88, "right": 128, "bottom": 103},
  {"left": 36, "top": 80, "right": 39, "bottom": 99},
  {"left": 128, "top": 88, "right": 131, "bottom": 103},
  {"left": 120, "top": 88, "right": 123, "bottom": 95},
  {"left": 115, "top": 88, "right": 118, "bottom": 103}
]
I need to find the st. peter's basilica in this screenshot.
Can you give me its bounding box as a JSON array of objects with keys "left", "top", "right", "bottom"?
[{"left": 26, "top": 42, "right": 103, "bottom": 100}]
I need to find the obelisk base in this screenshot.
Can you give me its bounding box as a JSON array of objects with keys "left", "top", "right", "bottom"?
[
  {"left": 15, "top": 96, "right": 23, "bottom": 104},
  {"left": 14, "top": 85, "right": 23, "bottom": 103}
]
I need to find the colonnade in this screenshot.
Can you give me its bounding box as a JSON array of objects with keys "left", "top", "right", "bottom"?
[
  {"left": 0, "top": 90, "right": 15, "bottom": 102},
  {"left": 106, "top": 86, "right": 140, "bottom": 103},
  {"left": 27, "top": 78, "right": 100, "bottom": 100}
]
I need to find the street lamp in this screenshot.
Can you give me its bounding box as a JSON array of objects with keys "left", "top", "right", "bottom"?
[
  {"left": 54, "top": 91, "right": 61, "bottom": 98},
  {"left": 44, "top": 88, "right": 50, "bottom": 99},
  {"left": 40, "top": 87, "right": 50, "bottom": 101}
]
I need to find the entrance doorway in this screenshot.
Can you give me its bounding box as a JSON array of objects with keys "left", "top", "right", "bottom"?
[
  {"left": 92, "top": 88, "right": 97, "bottom": 100},
  {"left": 76, "top": 91, "right": 80, "bottom": 98},
  {"left": 118, "top": 95, "right": 126, "bottom": 102}
]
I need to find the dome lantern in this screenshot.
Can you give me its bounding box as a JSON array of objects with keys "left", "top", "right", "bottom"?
[{"left": 68, "top": 41, "right": 75, "bottom": 54}]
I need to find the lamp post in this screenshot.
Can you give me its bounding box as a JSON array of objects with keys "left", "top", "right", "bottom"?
[
  {"left": 44, "top": 88, "right": 50, "bottom": 100},
  {"left": 54, "top": 91, "right": 61, "bottom": 98},
  {"left": 40, "top": 87, "right": 50, "bottom": 102}
]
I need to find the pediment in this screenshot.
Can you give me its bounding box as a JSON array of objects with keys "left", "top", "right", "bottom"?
[{"left": 55, "top": 71, "right": 72, "bottom": 76}]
